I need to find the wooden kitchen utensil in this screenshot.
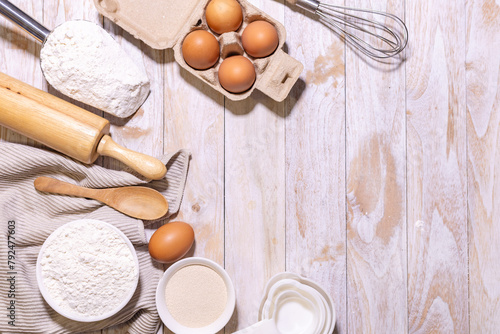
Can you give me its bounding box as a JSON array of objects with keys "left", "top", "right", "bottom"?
[
  {"left": 0, "top": 71, "right": 166, "bottom": 180},
  {"left": 34, "top": 176, "right": 169, "bottom": 220}
]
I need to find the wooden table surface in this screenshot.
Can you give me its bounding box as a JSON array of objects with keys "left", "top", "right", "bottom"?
[{"left": 1, "top": 0, "right": 499, "bottom": 333}]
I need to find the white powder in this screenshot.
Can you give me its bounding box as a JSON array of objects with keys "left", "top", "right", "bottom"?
[
  {"left": 165, "top": 265, "right": 228, "bottom": 327},
  {"left": 40, "top": 220, "right": 138, "bottom": 318},
  {"left": 40, "top": 20, "right": 150, "bottom": 118}
]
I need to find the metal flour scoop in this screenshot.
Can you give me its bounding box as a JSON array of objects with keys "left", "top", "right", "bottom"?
[{"left": 0, "top": 0, "right": 150, "bottom": 118}]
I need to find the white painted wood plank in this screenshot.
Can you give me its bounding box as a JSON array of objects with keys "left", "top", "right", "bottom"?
[
  {"left": 223, "top": 0, "right": 286, "bottom": 330},
  {"left": 466, "top": 0, "right": 500, "bottom": 331},
  {"left": 284, "top": 0, "right": 347, "bottom": 333},
  {"left": 344, "top": 0, "right": 407, "bottom": 331},
  {"left": 406, "top": 0, "right": 469, "bottom": 332},
  {"left": 163, "top": 49, "right": 225, "bottom": 264},
  {"left": 224, "top": 101, "right": 286, "bottom": 331}
]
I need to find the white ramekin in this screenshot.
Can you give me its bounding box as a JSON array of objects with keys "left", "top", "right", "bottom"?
[{"left": 156, "top": 257, "right": 236, "bottom": 334}]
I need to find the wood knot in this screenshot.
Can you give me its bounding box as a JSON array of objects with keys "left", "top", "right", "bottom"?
[{"left": 192, "top": 203, "right": 201, "bottom": 212}]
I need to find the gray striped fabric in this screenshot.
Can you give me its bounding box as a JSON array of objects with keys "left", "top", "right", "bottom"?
[{"left": 0, "top": 142, "right": 190, "bottom": 333}]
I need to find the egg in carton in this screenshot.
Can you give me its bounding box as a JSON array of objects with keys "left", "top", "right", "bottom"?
[{"left": 94, "top": 0, "right": 303, "bottom": 101}]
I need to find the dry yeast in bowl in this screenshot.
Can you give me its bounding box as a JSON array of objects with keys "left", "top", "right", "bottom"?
[{"left": 156, "top": 257, "right": 236, "bottom": 333}]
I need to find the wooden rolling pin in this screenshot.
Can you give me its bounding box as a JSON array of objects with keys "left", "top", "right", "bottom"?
[{"left": 0, "top": 71, "right": 166, "bottom": 180}]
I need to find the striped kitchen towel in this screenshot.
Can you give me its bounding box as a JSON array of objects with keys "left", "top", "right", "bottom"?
[{"left": 0, "top": 141, "right": 190, "bottom": 334}]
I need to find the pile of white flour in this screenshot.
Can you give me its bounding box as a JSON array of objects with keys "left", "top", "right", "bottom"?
[
  {"left": 40, "top": 20, "right": 150, "bottom": 118},
  {"left": 39, "top": 220, "right": 138, "bottom": 318}
]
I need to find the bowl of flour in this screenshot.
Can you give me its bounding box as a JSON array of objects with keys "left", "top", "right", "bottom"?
[{"left": 36, "top": 219, "right": 139, "bottom": 322}]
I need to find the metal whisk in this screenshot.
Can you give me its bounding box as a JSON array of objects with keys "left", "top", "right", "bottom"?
[{"left": 286, "top": 0, "right": 408, "bottom": 59}]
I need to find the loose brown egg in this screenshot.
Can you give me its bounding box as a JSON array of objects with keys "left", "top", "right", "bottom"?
[
  {"left": 206, "top": 0, "right": 243, "bottom": 34},
  {"left": 182, "top": 30, "right": 220, "bottom": 70},
  {"left": 218, "top": 55, "right": 256, "bottom": 93},
  {"left": 241, "top": 20, "right": 279, "bottom": 58},
  {"left": 148, "top": 221, "right": 195, "bottom": 263}
]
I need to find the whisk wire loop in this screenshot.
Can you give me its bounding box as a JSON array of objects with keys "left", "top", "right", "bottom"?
[{"left": 294, "top": 0, "right": 408, "bottom": 59}]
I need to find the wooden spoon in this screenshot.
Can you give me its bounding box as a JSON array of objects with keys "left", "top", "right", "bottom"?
[{"left": 34, "top": 176, "right": 168, "bottom": 220}]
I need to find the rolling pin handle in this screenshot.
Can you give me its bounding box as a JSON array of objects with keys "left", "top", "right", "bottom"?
[{"left": 97, "top": 135, "right": 167, "bottom": 180}]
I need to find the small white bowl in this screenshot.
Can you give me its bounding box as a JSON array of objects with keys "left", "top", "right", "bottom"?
[
  {"left": 259, "top": 272, "right": 336, "bottom": 334},
  {"left": 36, "top": 219, "right": 140, "bottom": 322},
  {"left": 156, "top": 257, "right": 236, "bottom": 334},
  {"left": 270, "top": 289, "right": 321, "bottom": 333},
  {"left": 262, "top": 279, "right": 327, "bottom": 333}
]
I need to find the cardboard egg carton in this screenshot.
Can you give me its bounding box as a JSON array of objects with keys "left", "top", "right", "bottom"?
[{"left": 94, "top": 0, "right": 303, "bottom": 101}]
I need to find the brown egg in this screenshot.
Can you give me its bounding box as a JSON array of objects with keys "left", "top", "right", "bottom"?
[
  {"left": 241, "top": 20, "right": 279, "bottom": 58},
  {"left": 218, "top": 55, "right": 256, "bottom": 93},
  {"left": 148, "top": 221, "right": 195, "bottom": 263},
  {"left": 206, "top": 0, "right": 243, "bottom": 34},
  {"left": 182, "top": 30, "right": 220, "bottom": 70}
]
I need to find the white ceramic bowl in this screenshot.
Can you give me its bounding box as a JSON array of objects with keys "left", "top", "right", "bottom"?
[
  {"left": 36, "top": 219, "right": 140, "bottom": 322},
  {"left": 270, "top": 289, "right": 322, "bottom": 333},
  {"left": 156, "top": 257, "right": 236, "bottom": 334},
  {"left": 259, "top": 273, "right": 336, "bottom": 334},
  {"left": 263, "top": 279, "right": 327, "bottom": 331}
]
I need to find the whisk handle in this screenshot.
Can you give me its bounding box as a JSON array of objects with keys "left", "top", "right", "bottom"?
[
  {"left": 287, "top": 0, "right": 320, "bottom": 13},
  {"left": 0, "top": 0, "right": 50, "bottom": 43}
]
